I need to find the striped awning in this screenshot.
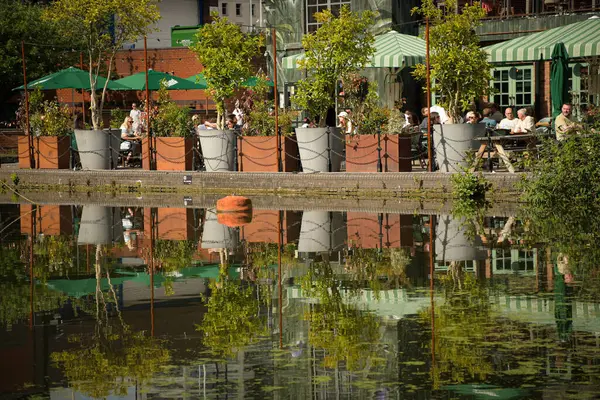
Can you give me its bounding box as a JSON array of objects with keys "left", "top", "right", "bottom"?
[
  {"left": 485, "top": 16, "right": 600, "bottom": 63},
  {"left": 282, "top": 30, "right": 426, "bottom": 69}
]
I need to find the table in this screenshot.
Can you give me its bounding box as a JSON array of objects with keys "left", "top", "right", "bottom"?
[{"left": 473, "top": 133, "right": 541, "bottom": 173}]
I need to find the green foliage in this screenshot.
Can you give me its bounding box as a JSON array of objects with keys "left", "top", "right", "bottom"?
[
  {"left": 154, "top": 239, "right": 195, "bottom": 295},
  {"left": 150, "top": 82, "right": 194, "bottom": 137},
  {"left": 191, "top": 12, "right": 263, "bottom": 130},
  {"left": 520, "top": 134, "right": 600, "bottom": 270},
  {"left": 0, "top": 1, "right": 80, "bottom": 121},
  {"left": 341, "top": 77, "right": 389, "bottom": 135},
  {"left": 10, "top": 173, "right": 19, "bottom": 186},
  {"left": 33, "top": 235, "right": 76, "bottom": 280},
  {"left": 412, "top": 0, "right": 492, "bottom": 122},
  {"left": 197, "top": 278, "right": 267, "bottom": 357},
  {"left": 29, "top": 100, "right": 73, "bottom": 137},
  {"left": 451, "top": 168, "right": 490, "bottom": 213},
  {"left": 243, "top": 74, "right": 295, "bottom": 136},
  {"left": 109, "top": 109, "right": 127, "bottom": 129},
  {"left": 44, "top": 0, "right": 160, "bottom": 129},
  {"left": 293, "top": 6, "right": 376, "bottom": 126}
]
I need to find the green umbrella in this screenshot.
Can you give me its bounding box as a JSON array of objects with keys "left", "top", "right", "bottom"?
[
  {"left": 12, "top": 66, "right": 127, "bottom": 91},
  {"left": 114, "top": 69, "right": 206, "bottom": 90},
  {"left": 186, "top": 73, "right": 274, "bottom": 88},
  {"left": 186, "top": 73, "right": 208, "bottom": 87},
  {"left": 551, "top": 42, "right": 569, "bottom": 118}
]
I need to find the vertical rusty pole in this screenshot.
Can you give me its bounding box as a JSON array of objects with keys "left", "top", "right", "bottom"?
[
  {"left": 150, "top": 208, "right": 155, "bottom": 337},
  {"left": 272, "top": 28, "right": 281, "bottom": 172},
  {"left": 144, "top": 36, "right": 153, "bottom": 170},
  {"left": 21, "top": 41, "right": 33, "bottom": 168},
  {"left": 429, "top": 215, "right": 436, "bottom": 369},
  {"left": 278, "top": 210, "right": 283, "bottom": 349},
  {"left": 80, "top": 52, "right": 86, "bottom": 125},
  {"left": 425, "top": 18, "right": 433, "bottom": 172}
]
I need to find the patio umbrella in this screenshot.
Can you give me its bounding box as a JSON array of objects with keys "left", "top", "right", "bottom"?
[
  {"left": 551, "top": 42, "right": 569, "bottom": 118},
  {"left": 113, "top": 69, "right": 207, "bottom": 90},
  {"left": 186, "top": 73, "right": 273, "bottom": 88},
  {"left": 12, "top": 66, "right": 127, "bottom": 91},
  {"left": 186, "top": 73, "right": 208, "bottom": 87}
]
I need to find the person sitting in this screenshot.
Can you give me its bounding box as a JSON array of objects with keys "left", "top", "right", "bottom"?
[
  {"left": 555, "top": 103, "right": 580, "bottom": 141},
  {"left": 120, "top": 116, "right": 142, "bottom": 165},
  {"left": 498, "top": 107, "right": 517, "bottom": 130},
  {"left": 337, "top": 111, "right": 353, "bottom": 134},
  {"left": 419, "top": 107, "right": 430, "bottom": 130},
  {"left": 489, "top": 103, "right": 503, "bottom": 123},
  {"left": 511, "top": 108, "right": 535, "bottom": 134},
  {"left": 480, "top": 108, "right": 498, "bottom": 129},
  {"left": 301, "top": 117, "right": 316, "bottom": 128},
  {"left": 465, "top": 111, "right": 480, "bottom": 124}
]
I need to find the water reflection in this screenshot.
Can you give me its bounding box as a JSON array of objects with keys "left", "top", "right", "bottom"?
[{"left": 1, "top": 205, "right": 599, "bottom": 398}]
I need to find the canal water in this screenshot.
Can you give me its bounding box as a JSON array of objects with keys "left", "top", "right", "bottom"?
[{"left": 0, "top": 204, "right": 599, "bottom": 399}]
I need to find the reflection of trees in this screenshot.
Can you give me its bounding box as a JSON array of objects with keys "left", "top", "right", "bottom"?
[
  {"left": 345, "top": 247, "right": 411, "bottom": 295},
  {"left": 153, "top": 240, "right": 195, "bottom": 296},
  {"left": 51, "top": 246, "right": 169, "bottom": 398},
  {"left": 33, "top": 235, "right": 76, "bottom": 281},
  {"left": 301, "top": 261, "right": 380, "bottom": 371},
  {"left": 197, "top": 261, "right": 267, "bottom": 358}
]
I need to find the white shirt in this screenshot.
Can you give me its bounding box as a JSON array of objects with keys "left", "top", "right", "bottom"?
[
  {"left": 498, "top": 118, "right": 517, "bottom": 130},
  {"left": 130, "top": 109, "right": 141, "bottom": 124},
  {"left": 430, "top": 106, "right": 449, "bottom": 124}
]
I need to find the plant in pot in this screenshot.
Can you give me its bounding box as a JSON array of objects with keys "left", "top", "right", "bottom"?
[
  {"left": 239, "top": 76, "right": 298, "bottom": 172},
  {"left": 412, "top": 0, "right": 492, "bottom": 172},
  {"left": 17, "top": 92, "right": 73, "bottom": 169},
  {"left": 292, "top": 6, "right": 376, "bottom": 173},
  {"left": 144, "top": 82, "right": 195, "bottom": 171},
  {"left": 191, "top": 13, "right": 263, "bottom": 172},
  {"left": 43, "top": 0, "right": 160, "bottom": 170}
]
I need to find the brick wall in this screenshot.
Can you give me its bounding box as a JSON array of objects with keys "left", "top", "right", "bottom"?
[{"left": 539, "top": 60, "right": 551, "bottom": 118}]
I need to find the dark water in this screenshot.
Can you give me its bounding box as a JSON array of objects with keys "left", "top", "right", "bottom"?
[{"left": 1, "top": 204, "right": 599, "bottom": 399}]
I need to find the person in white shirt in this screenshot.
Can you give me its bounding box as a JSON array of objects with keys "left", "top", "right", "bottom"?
[
  {"left": 130, "top": 103, "right": 141, "bottom": 132},
  {"left": 497, "top": 107, "right": 518, "bottom": 130},
  {"left": 429, "top": 105, "right": 449, "bottom": 124},
  {"left": 511, "top": 108, "right": 535, "bottom": 134}
]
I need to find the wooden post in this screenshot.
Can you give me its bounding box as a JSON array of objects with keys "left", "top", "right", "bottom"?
[
  {"left": 21, "top": 41, "right": 34, "bottom": 168},
  {"left": 425, "top": 18, "right": 433, "bottom": 172},
  {"left": 272, "top": 28, "right": 281, "bottom": 172},
  {"left": 144, "top": 36, "right": 153, "bottom": 170}
]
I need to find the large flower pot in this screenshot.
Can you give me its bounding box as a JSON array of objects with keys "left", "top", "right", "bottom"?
[
  {"left": 298, "top": 211, "right": 346, "bottom": 253},
  {"left": 18, "top": 136, "right": 70, "bottom": 169},
  {"left": 74, "top": 129, "right": 120, "bottom": 170},
  {"left": 238, "top": 135, "right": 300, "bottom": 172},
  {"left": 201, "top": 209, "right": 238, "bottom": 249},
  {"left": 20, "top": 205, "right": 73, "bottom": 236},
  {"left": 156, "top": 208, "right": 195, "bottom": 240},
  {"left": 77, "top": 206, "right": 123, "bottom": 245},
  {"left": 344, "top": 134, "right": 413, "bottom": 172},
  {"left": 141, "top": 137, "right": 194, "bottom": 171},
  {"left": 433, "top": 124, "right": 485, "bottom": 173},
  {"left": 240, "top": 210, "right": 302, "bottom": 243},
  {"left": 435, "top": 215, "right": 485, "bottom": 263},
  {"left": 198, "top": 129, "right": 235, "bottom": 172},
  {"left": 295, "top": 127, "right": 344, "bottom": 172}
]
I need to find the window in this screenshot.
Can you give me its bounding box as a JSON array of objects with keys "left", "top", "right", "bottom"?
[
  {"left": 306, "top": 0, "right": 351, "bottom": 33},
  {"left": 490, "top": 66, "right": 533, "bottom": 111},
  {"left": 252, "top": 3, "right": 255, "bottom": 16},
  {"left": 568, "top": 62, "right": 591, "bottom": 121},
  {"left": 236, "top": 3, "right": 241, "bottom": 16},
  {"left": 221, "top": 2, "right": 227, "bottom": 15}
]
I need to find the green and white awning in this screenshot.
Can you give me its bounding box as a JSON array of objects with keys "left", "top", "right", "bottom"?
[
  {"left": 282, "top": 30, "right": 426, "bottom": 69},
  {"left": 485, "top": 16, "right": 600, "bottom": 63}
]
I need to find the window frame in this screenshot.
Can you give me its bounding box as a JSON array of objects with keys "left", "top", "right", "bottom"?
[
  {"left": 305, "top": 0, "right": 351, "bottom": 34},
  {"left": 221, "top": 2, "right": 228, "bottom": 16},
  {"left": 490, "top": 65, "right": 534, "bottom": 111},
  {"left": 235, "top": 3, "right": 242, "bottom": 16}
]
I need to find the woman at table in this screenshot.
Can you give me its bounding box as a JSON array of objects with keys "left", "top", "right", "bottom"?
[{"left": 120, "top": 116, "right": 142, "bottom": 165}]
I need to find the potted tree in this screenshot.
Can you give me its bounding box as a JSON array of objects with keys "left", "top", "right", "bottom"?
[
  {"left": 17, "top": 91, "right": 73, "bottom": 169},
  {"left": 239, "top": 76, "right": 299, "bottom": 172},
  {"left": 43, "top": 0, "right": 160, "bottom": 170},
  {"left": 191, "top": 13, "right": 263, "bottom": 172},
  {"left": 142, "top": 82, "right": 195, "bottom": 171},
  {"left": 412, "top": 0, "right": 492, "bottom": 172},
  {"left": 292, "top": 6, "right": 376, "bottom": 173}
]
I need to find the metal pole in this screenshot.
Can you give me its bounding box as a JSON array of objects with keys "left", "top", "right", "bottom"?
[
  {"left": 150, "top": 208, "right": 155, "bottom": 337},
  {"left": 429, "top": 215, "right": 436, "bottom": 369},
  {"left": 144, "top": 36, "right": 153, "bottom": 170},
  {"left": 21, "top": 41, "right": 33, "bottom": 169},
  {"left": 277, "top": 210, "right": 283, "bottom": 349},
  {"left": 425, "top": 18, "right": 433, "bottom": 172},
  {"left": 80, "top": 52, "right": 86, "bottom": 125},
  {"left": 272, "top": 28, "right": 281, "bottom": 172},
  {"left": 376, "top": 129, "right": 382, "bottom": 172}
]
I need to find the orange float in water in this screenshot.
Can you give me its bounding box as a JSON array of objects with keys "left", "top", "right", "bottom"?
[
  {"left": 216, "top": 196, "right": 253, "bottom": 227},
  {"left": 217, "top": 211, "right": 252, "bottom": 227}
]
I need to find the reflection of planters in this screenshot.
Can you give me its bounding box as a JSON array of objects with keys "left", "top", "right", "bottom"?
[
  {"left": 18, "top": 136, "right": 71, "bottom": 169},
  {"left": 20, "top": 205, "right": 73, "bottom": 236},
  {"left": 433, "top": 124, "right": 485, "bottom": 173},
  {"left": 238, "top": 135, "right": 300, "bottom": 172},
  {"left": 298, "top": 211, "right": 347, "bottom": 253},
  {"left": 75, "top": 129, "right": 121, "bottom": 170},
  {"left": 141, "top": 137, "right": 195, "bottom": 171},
  {"left": 77, "top": 206, "right": 123, "bottom": 245},
  {"left": 201, "top": 209, "right": 239, "bottom": 249},
  {"left": 155, "top": 208, "right": 196, "bottom": 240},
  {"left": 435, "top": 215, "right": 485, "bottom": 263},
  {"left": 295, "top": 127, "right": 344, "bottom": 172},
  {"left": 345, "top": 134, "right": 413, "bottom": 172},
  {"left": 241, "top": 210, "right": 302, "bottom": 244},
  {"left": 198, "top": 130, "right": 236, "bottom": 172}
]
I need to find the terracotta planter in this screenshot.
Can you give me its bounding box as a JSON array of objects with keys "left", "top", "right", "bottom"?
[
  {"left": 345, "top": 134, "right": 412, "bottom": 172},
  {"left": 240, "top": 210, "right": 302, "bottom": 243},
  {"left": 18, "top": 136, "right": 70, "bottom": 169},
  {"left": 347, "top": 213, "right": 413, "bottom": 249},
  {"left": 20, "top": 205, "right": 73, "bottom": 236},
  {"left": 238, "top": 136, "right": 300, "bottom": 172},
  {"left": 156, "top": 208, "right": 196, "bottom": 241},
  {"left": 142, "top": 137, "right": 194, "bottom": 171}
]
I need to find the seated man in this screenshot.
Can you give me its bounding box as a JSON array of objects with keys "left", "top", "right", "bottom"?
[
  {"left": 511, "top": 108, "right": 535, "bottom": 134},
  {"left": 498, "top": 107, "right": 517, "bottom": 130},
  {"left": 555, "top": 103, "right": 580, "bottom": 141},
  {"left": 480, "top": 107, "right": 498, "bottom": 129}
]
